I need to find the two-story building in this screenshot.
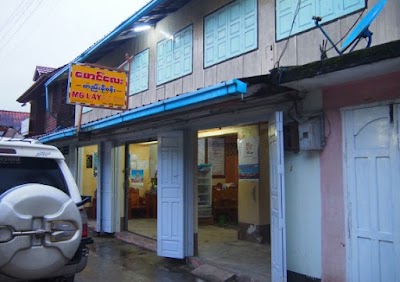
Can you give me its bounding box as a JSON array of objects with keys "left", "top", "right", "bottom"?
[{"left": 20, "top": 0, "right": 400, "bottom": 281}]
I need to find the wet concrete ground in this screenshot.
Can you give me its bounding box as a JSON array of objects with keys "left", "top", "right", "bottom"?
[{"left": 75, "top": 233, "right": 203, "bottom": 282}]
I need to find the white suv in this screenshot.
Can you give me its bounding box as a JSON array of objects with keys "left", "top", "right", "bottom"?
[{"left": 0, "top": 137, "right": 92, "bottom": 281}]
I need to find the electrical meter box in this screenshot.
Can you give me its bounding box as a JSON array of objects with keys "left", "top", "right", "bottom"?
[{"left": 298, "top": 115, "right": 324, "bottom": 150}]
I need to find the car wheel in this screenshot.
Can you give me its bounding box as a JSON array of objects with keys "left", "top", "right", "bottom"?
[{"left": 0, "top": 184, "right": 82, "bottom": 280}]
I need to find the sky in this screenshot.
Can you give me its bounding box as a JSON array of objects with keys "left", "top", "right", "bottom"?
[{"left": 0, "top": 0, "right": 150, "bottom": 113}]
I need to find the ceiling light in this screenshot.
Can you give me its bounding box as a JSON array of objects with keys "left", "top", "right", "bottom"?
[{"left": 133, "top": 25, "right": 152, "bottom": 32}]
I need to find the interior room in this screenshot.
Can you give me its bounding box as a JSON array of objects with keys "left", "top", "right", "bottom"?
[
  {"left": 126, "top": 123, "right": 271, "bottom": 244},
  {"left": 126, "top": 141, "right": 158, "bottom": 237},
  {"left": 123, "top": 123, "right": 270, "bottom": 280},
  {"left": 70, "top": 120, "right": 272, "bottom": 280},
  {"left": 79, "top": 144, "right": 98, "bottom": 220}
]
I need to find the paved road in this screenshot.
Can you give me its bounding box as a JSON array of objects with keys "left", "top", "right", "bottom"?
[{"left": 75, "top": 233, "right": 203, "bottom": 282}]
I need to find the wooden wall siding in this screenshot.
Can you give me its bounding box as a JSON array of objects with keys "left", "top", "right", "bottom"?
[
  {"left": 275, "top": 0, "right": 400, "bottom": 67},
  {"left": 78, "top": 0, "right": 400, "bottom": 125},
  {"left": 260, "top": 0, "right": 277, "bottom": 73},
  {"left": 30, "top": 98, "right": 46, "bottom": 135}
]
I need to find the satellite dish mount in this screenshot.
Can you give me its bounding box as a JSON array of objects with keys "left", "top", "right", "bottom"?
[{"left": 313, "top": 0, "right": 387, "bottom": 56}]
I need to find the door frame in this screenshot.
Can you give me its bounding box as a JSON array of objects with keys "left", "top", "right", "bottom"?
[
  {"left": 342, "top": 100, "right": 400, "bottom": 281},
  {"left": 269, "top": 111, "right": 287, "bottom": 282},
  {"left": 192, "top": 111, "right": 286, "bottom": 278}
]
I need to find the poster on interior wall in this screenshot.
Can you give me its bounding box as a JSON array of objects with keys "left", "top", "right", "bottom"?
[
  {"left": 207, "top": 137, "right": 224, "bottom": 176},
  {"left": 86, "top": 155, "right": 93, "bottom": 168},
  {"left": 131, "top": 169, "right": 144, "bottom": 189},
  {"left": 92, "top": 152, "right": 98, "bottom": 177},
  {"left": 238, "top": 137, "right": 259, "bottom": 179},
  {"left": 129, "top": 153, "right": 139, "bottom": 170},
  {"left": 198, "top": 138, "right": 206, "bottom": 164},
  {"left": 129, "top": 153, "right": 149, "bottom": 170},
  {"left": 137, "top": 160, "right": 149, "bottom": 170}
]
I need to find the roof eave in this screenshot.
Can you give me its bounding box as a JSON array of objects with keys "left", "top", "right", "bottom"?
[
  {"left": 17, "top": 75, "right": 49, "bottom": 103},
  {"left": 269, "top": 39, "right": 400, "bottom": 89},
  {"left": 45, "top": 0, "right": 167, "bottom": 87},
  {"left": 38, "top": 79, "right": 247, "bottom": 143}
]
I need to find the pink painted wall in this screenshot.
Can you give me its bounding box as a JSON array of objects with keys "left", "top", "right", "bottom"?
[
  {"left": 323, "top": 71, "right": 400, "bottom": 110},
  {"left": 321, "top": 71, "right": 400, "bottom": 281},
  {"left": 320, "top": 109, "right": 346, "bottom": 282}
]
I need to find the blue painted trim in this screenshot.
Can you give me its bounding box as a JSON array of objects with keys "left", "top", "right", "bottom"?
[
  {"left": 45, "top": 85, "right": 49, "bottom": 112},
  {"left": 39, "top": 127, "right": 77, "bottom": 143},
  {"left": 44, "top": 0, "right": 166, "bottom": 111},
  {"left": 38, "top": 79, "right": 247, "bottom": 143}
]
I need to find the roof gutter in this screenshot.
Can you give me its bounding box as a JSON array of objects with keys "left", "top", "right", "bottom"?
[
  {"left": 38, "top": 79, "right": 247, "bottom": 143},
  {"left": 39, "top": 127, "right": 77, "bottom": 143},
  {"left": 43, "top": 0, "right": 166, "bottom": 112}
]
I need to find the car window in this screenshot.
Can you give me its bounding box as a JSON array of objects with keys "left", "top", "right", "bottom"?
[{"left": 0, "top": 156, "right": 69, "bottom": 195}]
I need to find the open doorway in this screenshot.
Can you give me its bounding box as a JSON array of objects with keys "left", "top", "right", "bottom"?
[
  {"left": 78, "top": 145, "right": 98, "bottom": 220},
  {"left": 122, "top": 123, "right": 274, "bottom": 281},
  {"left": 198, "top": 134, "right": 238, "bottom": 226},
  {"left": 126, "top": 141, "right": 158, "bottom": 239},
  {"left": 196, "top": 124, "right": 271, "bottom": 281}
]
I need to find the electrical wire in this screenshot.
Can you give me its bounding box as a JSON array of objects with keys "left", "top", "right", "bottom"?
[
  {"left": 324, "top": 10, "right": 366, "bottom": 54},
  {"left": 0, "top": 1, "right": 33, "bottom": 44},
  {"left": 0, "top": 1, "right": 28, "bottom": 33},
  {"left": 9, "top": 0, "right": 58, "bottom": 48},
  {"left": 275, "top": 0, "right": 302, "bottom": 69},
  {"left": 0, "top": 0, "right": 44, "bottom": 60}
]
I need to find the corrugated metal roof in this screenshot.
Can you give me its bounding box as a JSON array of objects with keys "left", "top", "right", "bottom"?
[
  {"left": 46, "top": 0, "right": 191, "bottom": 86},
  {"left": 17, "top": 66, "right": 63, "bottom": 103},
  {"left": 33, "top": 66, "right": 56, "bottom": 81},
  {"left": 38, "top": 79, "right": 248, "bottom": 143},
  {"left": 0, "top": 110, "right": 29, "bottom": 132},
  {"left": 82, "top": 0, "right": 191, "bottom": 63}
]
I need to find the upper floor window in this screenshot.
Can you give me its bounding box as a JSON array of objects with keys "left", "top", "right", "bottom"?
[
  {"left": 156, "top": 25, "right": 193, "bottom": 85},
  {"left": 204, "top": 0, "right": 258, "bottom": 68},
  {"left": 130, "top": 49, "right": 149, "bottom": 95},
  {"left": 276, "top": 0, "right": 366, "bottom": 41}
]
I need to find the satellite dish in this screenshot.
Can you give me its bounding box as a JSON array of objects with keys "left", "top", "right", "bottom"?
[
  {"left": 313, "top": 0, "right": 387, "bottom": 55},
  {"left": 341, "top": 0, "right": 387, "bottom": 51}
]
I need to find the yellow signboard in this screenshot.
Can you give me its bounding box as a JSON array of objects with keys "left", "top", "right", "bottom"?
[{"left": 67, "top": 63, "right": 128, "bottom": 109}]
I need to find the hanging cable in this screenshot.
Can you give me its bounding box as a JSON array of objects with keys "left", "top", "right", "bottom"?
[
  {"left": 275, "top": 0, "right": 302, "bottom": 69},
  {"left": 0, "top": 1, "right": 44, "bottom": 51},
  {"left": 324, "top": 10, "right": 365, "bottom": 55}
]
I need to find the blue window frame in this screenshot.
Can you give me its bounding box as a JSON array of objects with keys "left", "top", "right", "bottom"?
[
  {"left": 276, "top": 0, "right": 366, "bottom": 41},
  {"left": 204, "top": 0, "right": 258, "bottom": 68},
  {"left": 156, "top": 25, "right": 193, "bottom": 85},
  {"left": 130, "top": 49, "right": 149, "bottom": 95}
]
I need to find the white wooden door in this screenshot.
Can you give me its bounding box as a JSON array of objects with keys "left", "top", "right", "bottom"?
[
  {"left": 157, "top": 131, "right": 185, "bottom": 258},
  {"left": 344, "top": 104, "right": 400, "bottom": 282},
  {"left": 269, "top": 111, "right": 287, "bottom": 282},
  {"left": 97, "top": 141, "right": 115, "bottom": 233}
]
